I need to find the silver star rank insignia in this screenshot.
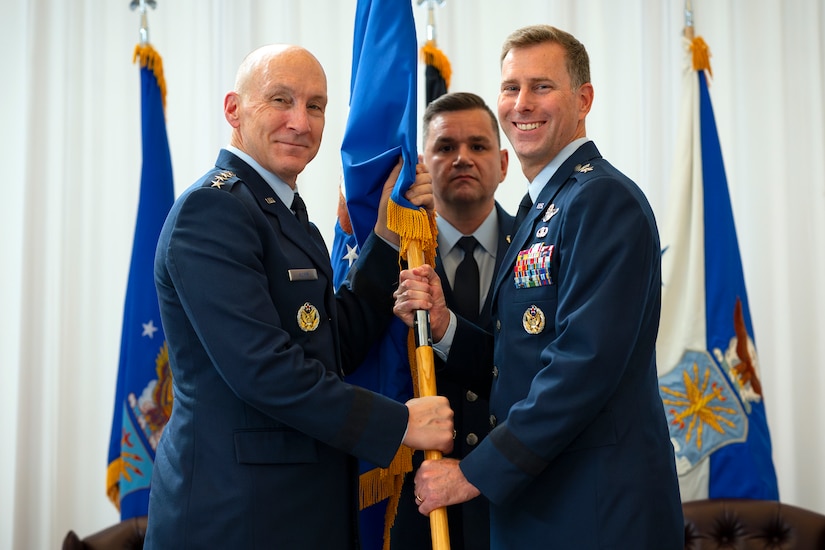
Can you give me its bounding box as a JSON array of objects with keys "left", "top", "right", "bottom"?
[{"left": 211, "top": 170, "right": 235, "bottom": 188}]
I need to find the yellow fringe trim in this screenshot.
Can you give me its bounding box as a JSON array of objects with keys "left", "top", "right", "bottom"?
[
  {"left": 359, "top": 445, "right": 414, "bottom": 549},
  {"left": 106, "top": 458, "right": 123, "bottom": 512},
  {"left": 133, "top": 43, "right": 168, "bottom": 113},
  {"left": 380, "top": 467, "right": 408, "bottom": 550},
  {"left": 356, "top": 200, "right": 438, "bottom": 548},
  {"left": 420, "top": 42, "right": 452, "bottom": 89},
  {"left": 387, "top": 200, "right": 438, "bottom": 266},
  {"left": 690, "top": 36, "right": 713, "bottom": 78},
  {"left": 359, "top": 446, "right": 413, "bottom": 509}
]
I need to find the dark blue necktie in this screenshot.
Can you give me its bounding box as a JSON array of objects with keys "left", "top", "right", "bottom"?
[
  {"left": 513, "top": 192, "right": 533, "bottom": 232},
  {"left": 453, "top": 236, "right": 480, "bottom": 322},
  {"left": 291, "top": 192, "right": 310, "bottom": 232}
]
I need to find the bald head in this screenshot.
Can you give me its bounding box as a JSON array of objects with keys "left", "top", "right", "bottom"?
[
  {"left": 234, "top": 45, "right": 326, "bottom": 97},
  {"left": 224, "top": 44, "right": 328, "bottom": 185}
]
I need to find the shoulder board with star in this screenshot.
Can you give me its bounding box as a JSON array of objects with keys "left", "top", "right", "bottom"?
[{"left": 204, "top": 170, "right": 240, "bottom": 191}]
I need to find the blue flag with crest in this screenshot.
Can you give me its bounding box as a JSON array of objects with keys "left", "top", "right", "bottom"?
[
  {"left": 657, "top": 34, "right": 778, "bottom": 501},
  {"left": 106, "top": 44, "right": 175, "bottom": 520}
]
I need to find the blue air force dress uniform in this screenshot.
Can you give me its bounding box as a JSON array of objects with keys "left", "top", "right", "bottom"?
[
  {"left": 146, "top": 149, "right": 410, "bottom": 549},
  {"left": 448, "top": 141, "right": 684, "bottom": 548}
]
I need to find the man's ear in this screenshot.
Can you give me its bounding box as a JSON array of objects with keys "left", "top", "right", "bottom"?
[
  {"left": 578, "top": 82, "right": 594, "bottom": 118},
  {"left": 499, "top": 148, "right": 510, "bottom": 182},
  {"left": 224, "top": 92, "right": 241, "bottom": 127}
]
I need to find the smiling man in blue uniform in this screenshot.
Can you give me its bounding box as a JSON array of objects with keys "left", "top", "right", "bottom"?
[
  {"left": 145, "top": 44, "right": 453, "bottom": 549},
  {"left": 394, "top": 25, "right": 683, "bottom": 549}
]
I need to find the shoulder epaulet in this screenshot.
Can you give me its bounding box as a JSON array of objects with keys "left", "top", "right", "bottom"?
[{"left": 204, "top": 170, "right": 240, "bottom": 191}]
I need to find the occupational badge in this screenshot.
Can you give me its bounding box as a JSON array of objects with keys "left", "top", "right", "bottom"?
[
  {"left": 522, "top": 305, "right": 546, "bottom": 334},
  {"left": 542, "top": 204, "right": 559, "bottom": 222},
  {"left": 297, "top": 302, "right": 320, "bottom": 332},
  {"left": 536, "top": 226, "right": 549, "bottom": 238}
]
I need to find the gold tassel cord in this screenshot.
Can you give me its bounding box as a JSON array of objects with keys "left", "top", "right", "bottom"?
[
  {"left": 420, "top": 41, "right": 452, "bottom": 89},
  {"left": 133, "top": 43, "right": 168, "bottom": 112},
  {"left": 690, "top": 36, "right": 713, "bottom": 78}
]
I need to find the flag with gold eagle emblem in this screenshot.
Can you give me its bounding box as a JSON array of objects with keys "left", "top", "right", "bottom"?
[{"left": 656, "top": 34, "right": 778, "bottom": 501}]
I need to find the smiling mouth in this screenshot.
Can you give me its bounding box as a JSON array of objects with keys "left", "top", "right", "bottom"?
[{"left": 515, "top": 122, "right": 543, "bottom": 131}]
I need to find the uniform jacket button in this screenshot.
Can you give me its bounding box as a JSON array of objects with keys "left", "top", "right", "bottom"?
[
  {"left": 489, "top": 415, "right": 497, "bottom": 427},
  {"left": 465, "top": 390, "right": 478, "bottom": 402},
  {"left": 492, "top": 366, "right": 499, "bottom": 378},
  {"left": 465, "top": 433, "right": 479, "bottom": 446}
]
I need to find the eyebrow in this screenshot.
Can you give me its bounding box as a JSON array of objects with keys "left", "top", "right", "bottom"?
[{"left": 501, "top": 76, "right": 556, "bottom": 87}]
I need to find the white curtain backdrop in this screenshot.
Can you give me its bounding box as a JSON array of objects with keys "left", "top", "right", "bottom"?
[{"left": 2, "top": 0, "right": 824, "bottom": 546}]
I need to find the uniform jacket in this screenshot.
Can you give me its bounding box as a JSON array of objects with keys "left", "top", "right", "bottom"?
[
  {"left": 145, "top": 149, "right": 409, "bottom": 549},
  {"left": 392, "top": 202, "right": 514, "bottom": 550},
  {"left": 450, "top": 142, "right": 684, "bottom": 549}
]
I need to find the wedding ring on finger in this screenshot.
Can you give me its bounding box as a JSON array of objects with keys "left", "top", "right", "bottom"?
[{"left": 415, "top": 493, "right": 424, "bottom": 505}]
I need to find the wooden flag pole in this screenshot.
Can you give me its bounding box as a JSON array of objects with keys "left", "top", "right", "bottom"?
[{"left": 407, "top": 238, "right": 451, "bottom": 550}]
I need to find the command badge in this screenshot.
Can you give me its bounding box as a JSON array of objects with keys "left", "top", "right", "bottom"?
[
  {"left": 522, "top": 305, "right": 546, "bottom": 334},
  {"left": 297, "top": 302, "right": 320, "bottom": 332}
]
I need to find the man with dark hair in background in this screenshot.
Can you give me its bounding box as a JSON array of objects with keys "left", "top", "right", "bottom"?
[{"left": 391, "top": 92, "right": 512, "bottom": 550}]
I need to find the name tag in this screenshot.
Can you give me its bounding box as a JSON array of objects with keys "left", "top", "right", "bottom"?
[{"left": 288, "top": 268, "right": 318, "bottom": 281}]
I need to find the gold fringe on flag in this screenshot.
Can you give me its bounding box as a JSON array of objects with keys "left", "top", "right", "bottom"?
[
  {"left": 420, "top": 41, "right": 452, "bottom": 89},
  {"left": 690, "top": 36, "right": 713, "bottom": 77},
  {"left": 133, "top": 43, "right": 168, "bottom": 112},
  {"left": 359, "top": 446, "right": 414, "bottom": 510},
  {"left": 387, "top": 199, "right": 438, "bottom": 266},
  {"left": 106, "top": 459, "right": 124, "bottom": 511},
  {"left": 359, "top": 445, "right": 414, "bottom": 550}
]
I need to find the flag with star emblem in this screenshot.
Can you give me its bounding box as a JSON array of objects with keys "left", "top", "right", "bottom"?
[
  {"left": 656, "top": 33, "right": 778, "bottom": 501},
  {"left": 106, "top": 43, "right": 175, "bottom": 520},
  {"left": 333, "top": 0, "right": 426, "bottom": 548}
]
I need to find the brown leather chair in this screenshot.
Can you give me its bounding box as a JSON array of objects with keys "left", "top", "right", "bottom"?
[
  {"left": 683, "top": 499, "right": 825, "bottom": 549},
  {"left": 62, "top": 515, "right": 146, "bottom": 550}
]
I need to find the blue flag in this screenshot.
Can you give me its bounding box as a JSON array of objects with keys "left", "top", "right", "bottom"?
[
  {"left": 657, "top": 35, "right": 779, "bottom": 501},
  {"left": 106, "top": 44, "right": 175, "bottom": 520},
  {"left": 336, "top": 1, "right": 422, "bottom": 548},
  {"left": 341, "top": 0, "right": 420, "bottom": 246}
]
